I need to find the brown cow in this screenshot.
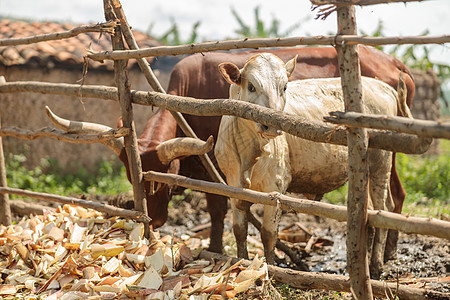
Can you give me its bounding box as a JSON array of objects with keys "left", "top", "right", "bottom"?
[{"left": 167, "top": 45, "right": 414, "bottom": 260}]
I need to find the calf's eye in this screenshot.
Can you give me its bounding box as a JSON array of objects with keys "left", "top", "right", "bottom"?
[
  {"left": 283, "top": 84, "right": 287, "bottom": 92},
  {"left": 248, "top": 83, "right": 256, "bottom": 93}
]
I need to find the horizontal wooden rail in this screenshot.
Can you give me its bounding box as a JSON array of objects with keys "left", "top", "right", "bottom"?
[
  {"left": 311, "top": 0, "right": 429, "bottom": 6},
  {"left": 325, "top": 111, "right": 450, "bottom": 139},
  {"left": 0, "top": 126, "right": 129, "bottom": 142},
  {"left": 0, "top": 80, "right": 432, "bottom": 154},
  {"left": 86, "top": 35, "right": 450, "bottom": 61},
  {"left": 199, "top": 250, "right": 448, "bottom": 300},
  {"left": 143, "top": 171, "right": 450, "bottom": 240},
  {"left": 0, "top": 21, "right": 117, "bottom": 47},
  {"left": 0, "top": 187, "right": 149, "bottom": 222}
]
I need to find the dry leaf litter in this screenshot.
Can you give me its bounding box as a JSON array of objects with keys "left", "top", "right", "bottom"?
[{"left": 0, "top": 205, "right": 270, "bottom": 299}]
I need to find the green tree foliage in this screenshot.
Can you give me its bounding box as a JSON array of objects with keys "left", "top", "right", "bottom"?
[
  {"left": 147, "top": 18, "right": 201, "bottom": 46},
  {"left": 231, "top": 6, "right": 308, "bottom": 38},
  {"left": 149, "top": 6, "right": 309, "bottom": 45}
]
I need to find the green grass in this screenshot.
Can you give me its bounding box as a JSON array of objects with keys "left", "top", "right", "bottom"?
[
  {"left": 6, "top": 153, "right": 130, "bottom": 197},
  {"left": 325, "top": 140, "right": 449, "bottom": 218}
]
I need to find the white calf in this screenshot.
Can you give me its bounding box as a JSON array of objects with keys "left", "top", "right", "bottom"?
[{"left": 215, "top": 53, "right": 405, "bottom": 277}]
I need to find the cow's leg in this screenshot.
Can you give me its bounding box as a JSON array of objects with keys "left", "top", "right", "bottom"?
[
  {"left": 261, "top": 204, "right": 281, "bottom": 265},
  {"left": 368, "top": 150, "right": 394, "bottom": 279},
  {"left": 385, "top": 154, "right": 404, "bottom": 261},
  {"left": 206, "top": 193, "right": 227, "bottom": 253},
  {"left": 232, "top": 199, "right": 250, "bottom": 259},
  {"left": 146, "top": 185, "right": 170, "bottom": 229}
]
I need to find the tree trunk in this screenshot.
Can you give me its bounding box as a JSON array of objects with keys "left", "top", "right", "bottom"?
[
  {"left": 0, "top": 112, "right": 12, "bottom": 226},
  {"left": 336, "top": 3, "right": 372, "bottom": 299},
  {"left": 103, "top": 0, "right": 147, "bottom": 219}
]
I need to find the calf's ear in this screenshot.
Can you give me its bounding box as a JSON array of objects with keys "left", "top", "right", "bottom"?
[
  {"left": 285, "top": 55, "right": 297, "bottom": 78},
  {"left": 218, "top": 63, "right": 242, "bottom": 85}
]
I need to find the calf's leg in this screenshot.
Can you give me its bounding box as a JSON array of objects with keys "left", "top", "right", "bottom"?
[
  {"left": 232, "top": 199, "right": 250, "bottom": 259},
  {"left": 261, "top": 204, "right": 281, "bottom": 265},
  {"left": 385, "top": 155, "right": 404, "bottom": 261},
  {"left": 368, "top": 150, "right": 394, "bottom": 279}
]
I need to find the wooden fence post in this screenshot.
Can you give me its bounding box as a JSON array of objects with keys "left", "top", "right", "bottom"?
[
  {"left": 0, "top": 114, "right": 12, "bottom": 226},
  {"left": 103, "top": 0, "right": 148, "bottom": 220},
  {"left": 109, "top": 0, "right": 225, "bottom": 185},
  {"left": 336, "top": 3, "right": 373, "bottom": 299}
]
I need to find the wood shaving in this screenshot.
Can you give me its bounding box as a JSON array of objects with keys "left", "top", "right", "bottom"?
[{"left": 0, "top": 204, "right": 269, "bottom": 299}]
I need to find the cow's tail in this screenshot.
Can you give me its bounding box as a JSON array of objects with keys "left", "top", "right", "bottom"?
[{"left": 397, "top": 73, "right": 413, "bottom": 119}]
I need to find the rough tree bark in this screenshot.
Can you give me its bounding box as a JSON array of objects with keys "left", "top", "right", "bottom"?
[
  {"left": 86, "top": 35, "right": 450, "bottom": 62},
  {"left": 143, "top": 171, "right": 450, "bottom": 239},
  {"left": 110, "top": 0, "right": 225, "bottom": 185},
  {"left": 0, "top": 114, "right": 12, "bottom": 226},
  {"left": 311, "top": 0, "right": 427, "bottom": 6},
  {"left": 0, "top": 126, "right": 128, "bottom": 144},
  {"left": 0, "top": 21, "right": 117, "bottom": 46},
  {"left": 0, "top": 187, "right": 149, "bottom": 221},
  {"left": 199, "top": 250, "right": 449, "bottom": 300},
  {"left": 0, "top": 81, "right": 433, "bottom": 155},
  {"left": 336, "top": 3, "right": 372, "bottom": 299},
  {"left": 325, "top": 111, "right": 450, "bottom": 139},
  {"left": 103, "top": 0, "right": 147, "bottom": 218}
]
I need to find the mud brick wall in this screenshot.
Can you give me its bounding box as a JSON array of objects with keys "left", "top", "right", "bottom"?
[
  {"left": 0, "top": 66, "right": 168, "bottom": 172},
  {"left": 410, "top": 69, "right": 441, "bottom": 154}
]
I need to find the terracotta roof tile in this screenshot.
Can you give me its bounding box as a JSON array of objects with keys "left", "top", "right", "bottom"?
[{"left": 0, "top": 19, "right": 162, "bottom": 70}]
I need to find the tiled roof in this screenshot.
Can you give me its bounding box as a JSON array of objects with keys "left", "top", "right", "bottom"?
[{"left": 0, "top": 19, "right": 162, "bottom": 70}]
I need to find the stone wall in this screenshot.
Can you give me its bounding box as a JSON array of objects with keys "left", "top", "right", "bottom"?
[{"left": 410, "top": 69, "right": 441, "bottom": 154}]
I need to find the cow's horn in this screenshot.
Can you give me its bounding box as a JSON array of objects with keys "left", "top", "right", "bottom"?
[
  {"left": 45, "top": 106, "right": 124, "bottom": 155},
  {"left": 156, "top": 135, "right": 214, "bottom": 165}
]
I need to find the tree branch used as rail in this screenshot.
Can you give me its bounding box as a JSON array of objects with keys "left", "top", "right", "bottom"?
[
  {"left": 0, "top": 21, "right": 117, "bottom": 47},
  {"left": 143, "top": 171, "right": 450, "bottom": 240},
  {"left": 86, "top": 35, "right": 450, "bottom": 61},
  {"left": 0, "top": 81, "right": 432, "bottom": 154},
  {"left": 311, "top": 0, "right": 428, "bottom": 6},
  {"left": 325, "top": 111, "right": 450, "bottom": 139},
  {"left": 0, "top": 187, "right": 150, "bottom": 222},
  {"left": 0, "top": 126, "right": 129, "bottom": 142},
  {"left": 199, "top": 250, "right": 449, "bottom": 300}
]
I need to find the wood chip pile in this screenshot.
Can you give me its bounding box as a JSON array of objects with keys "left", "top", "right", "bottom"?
[{"left": 0, "top": 205, "right": 270, "bottom": 299}]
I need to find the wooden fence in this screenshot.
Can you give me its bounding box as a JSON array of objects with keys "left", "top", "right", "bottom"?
[{"left": 0, "top": 0, "right": 449, "bottom": 298}]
